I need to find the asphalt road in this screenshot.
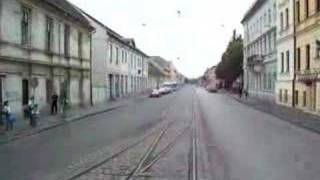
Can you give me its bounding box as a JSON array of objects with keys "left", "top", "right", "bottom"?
[
  {"left": 2, "top": 86, "right": 320, "bottom": 180},
  {"left": 0, "top": 89, "right": 178, "bottom": 180},
  {"left": 197, "top": 88, "right": 320, "bottom": 180}
]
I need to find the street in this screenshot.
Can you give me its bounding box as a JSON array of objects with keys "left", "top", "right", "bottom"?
[{"left": 1, "top": 86, "right": 320, "bottom": 180}]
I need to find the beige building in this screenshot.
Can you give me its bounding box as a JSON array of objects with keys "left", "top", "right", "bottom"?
[
  {"left": 0, "top": 0, "right": 93, "bottom": 116},
  {"left": 293, "top": 0, "right": 320, "bottom": 113}
]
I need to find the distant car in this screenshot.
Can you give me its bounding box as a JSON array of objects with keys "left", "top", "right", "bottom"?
[
  {"left": 206, "top": 85, "right": 218, "bottom": 93},
  {"left": 150, "top": 89, "right": 161, "bottom": 98}
]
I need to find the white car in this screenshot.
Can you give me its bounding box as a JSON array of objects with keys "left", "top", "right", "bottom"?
[
  {"left": 149, "top": 89, "right": 161, "bottom": 98},
  {"left": 158, "top": 87, "right": 172, "bottom": 95}
]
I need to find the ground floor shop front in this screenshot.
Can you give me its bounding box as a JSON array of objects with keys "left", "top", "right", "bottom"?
[
  {"left": 244, "top": 60, "right": 277, "bottom": 102},
  {"left": 277, "top": 78, "right": 320, "bottom": 114},
  {"left": 0, "top": 60, "right": 90, "bottom": 118}
]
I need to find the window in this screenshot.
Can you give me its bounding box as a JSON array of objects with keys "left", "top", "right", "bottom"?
[
  {"left": 280, "top": 12, "right": 284, "bottom": 30},
  {"left": 45, "top": 17, "right": 53, "bottom": 52},
  {"left": 109, "top": 44, "right": 113, "bottom": 63},
  {"left": 305, "top": 0, "right": 309, "bottom": 18},
  {"left": 296, "top": 1, "right": 300, "bottom": 23},
  {"left": 78, "top": 32, "right": 83, "bottom": 58},
  {"left": 279, "top": 89, "right": 283, "bottom": 102},
  {"left": 316, "top": 40, "right": 320, "bottom": 58},
  {"left": 284, "top": 89, "right": 288, "bottom": 103},
  {"left": 297, "top": 48, "right": 301, "bottom": 71},
  {"left": 295, "top": 90, "right": 299, "bottom": 105},
  {"left": 306, "top": 44, "right": 310, "bottom": 70},
  {"left": 64, "top": 24, "right": 70, "bottom": 57},
  {"left": 285, "top": 8, "right": 289, "bottom": 28},
  {"left": 303, "top": 91, "right": 307, "bottom": 107},
  {"left": 268, "top": 73, "right": 272, "bottom": 89},
  {"left": 317, "top": 0, "right": 320, "bottom": 12},
  {"left": 268, "top": 9, "right": 272, "bottom": 24},
  {"left": 116, "top": 47, "right": 119, "bottom": 64},
  {"left": 286, "top": 50, "right": 290, "bottom": 72},
  {"left": 121, "top": 50, "right": 124, "bottom": 63},
  {"left": 21, "top": 6, "right": 31, "bottom": 45},
  {"left": 281, "top": 52, "right": 285, "bottom": 73}
]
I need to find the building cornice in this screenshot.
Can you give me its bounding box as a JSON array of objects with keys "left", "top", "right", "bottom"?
[
  {"left": 241, "top": 0, "right": 267, "bottom": 23},
  {"left": 0, "top": 40, "right": 90, "bottom": 62}
]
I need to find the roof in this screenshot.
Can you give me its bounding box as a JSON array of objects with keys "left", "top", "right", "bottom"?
[
  {"left": 241, "top": 0, "right": 266, "bottom": 24},
  {"left": 43, "top": 0, "right": 93, "bottom": 30},
  {"left": 149, "top": 56, "right": 170, "bottom": 70},
  {"left": 78, "top": 7, "right": 148, "bottom": 57}
]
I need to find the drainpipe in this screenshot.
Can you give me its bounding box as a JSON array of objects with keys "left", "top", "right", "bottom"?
[
  {"left": 292, "top": 0, "right": 297, "bottom": 108},
  {"left": 89, "top": 30, "right": 96, "bottom": 106}
]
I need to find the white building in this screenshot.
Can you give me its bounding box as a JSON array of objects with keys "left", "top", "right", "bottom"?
[
  {"left": 0, "top": 0, "right": 93, "bottom": 116},
  {"left": 82, "top": 11, "right": 149, "bottom": 102},
  {"left": 276, "top": 0, "right": 294, "bottom": 106},
  {"left": 107, "top": 32, "right": 148, "bottom": 99},
  {"left": 242, "top": 0, "right": 277, "bottom": 101}
]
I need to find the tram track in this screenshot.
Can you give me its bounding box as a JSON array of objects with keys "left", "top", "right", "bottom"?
[{"left": 59, "top": 88, "right": 203, "bottom": 180}]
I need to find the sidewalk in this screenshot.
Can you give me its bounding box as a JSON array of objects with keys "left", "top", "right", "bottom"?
[
  {"left": 227, "top": 92, "right": 320, "bottom": 134},
  {"left": 0, "top": 94, "right": 146, "bottom": 145}
]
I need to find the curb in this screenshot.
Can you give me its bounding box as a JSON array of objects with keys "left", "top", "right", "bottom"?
[{"left": 0, "top": 104, "right": 126, "bottom": 145}]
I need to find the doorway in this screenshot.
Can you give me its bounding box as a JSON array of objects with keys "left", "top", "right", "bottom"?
[
  {"left": 0, "top": 78, "right": 2, "bottom": 105},
  {"left": 22, "top": 79, "right": 29, "bottom": 105},
  {"left": 115, "top": 75, "right": 120, "bottom": 98},
  {"left": 46, "top": 79, "right": 53, "bottom": 104},
  {"left": 108, "top": 74, "right": 113, "bottom": 99}
]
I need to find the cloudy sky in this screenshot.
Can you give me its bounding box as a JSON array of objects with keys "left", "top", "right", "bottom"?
[{"left": 69, "top": 0, "right": 254, "bottom": 78}]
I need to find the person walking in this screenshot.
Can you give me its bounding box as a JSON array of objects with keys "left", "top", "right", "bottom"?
[
  {"left": 51, "top": 93, "right": 58, "bottom": 115},
  {"left": 3, "top": 101, "right": 14, "bottom": 131},
  {"left": 238, "top": 86, "right": 243, "bottom": 98},
  {"left": 28, "top": 96, "right": 38, "bottom": 127}
]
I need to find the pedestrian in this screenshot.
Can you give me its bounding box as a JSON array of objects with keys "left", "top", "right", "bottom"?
[
  {"left": 244, "top": 89, "right": 249, "bottom": 99},
  {"left": 28, "top": 96, "right": 38, "bottom": 127},
  {"left": 238, "top": 86, "right": 243, "bottom": 98},
  {"left": 51, "top": 93, "right": 58, "bottom": 115},
  {"left": 3, "top": 101, "right": 15, "bottom": 131}
]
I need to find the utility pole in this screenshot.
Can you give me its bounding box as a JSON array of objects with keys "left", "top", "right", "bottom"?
[{"left": 292, "top": 0, "right": 297, "bottom": 107}]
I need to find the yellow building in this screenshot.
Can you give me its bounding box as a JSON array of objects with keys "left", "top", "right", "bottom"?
[{"left": 294, "top": 0, "right": 320, "bottom": 113}]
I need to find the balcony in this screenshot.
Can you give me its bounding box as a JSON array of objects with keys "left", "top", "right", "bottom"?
[
  {"left": 247, "top": 54, "right": 264, "bottom": 73},
  {"left": 296, "top": 69, "right": 320, "bottom": 84}
]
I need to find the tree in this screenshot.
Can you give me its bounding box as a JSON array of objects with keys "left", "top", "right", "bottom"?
[{"left": 215, "top": 30, "right": 243, "bottom": 88}]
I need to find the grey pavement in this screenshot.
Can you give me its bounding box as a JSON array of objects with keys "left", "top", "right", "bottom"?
[
  {"left": 197, "top": 87, "right": 320, "bottom": 180},
  {"left": 0, "top": 94, "right": 146, "bottom": 145},
  {"left": 227, "top": 91, "right": 320, "bottom": 134}
]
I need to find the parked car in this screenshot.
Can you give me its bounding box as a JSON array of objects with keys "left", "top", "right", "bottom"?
[
  {"left": 150, "top": 89, "right": 161, "bottom": 98},
  {"left": 158, "top": 87, "right": 172, "bottom": 95}
]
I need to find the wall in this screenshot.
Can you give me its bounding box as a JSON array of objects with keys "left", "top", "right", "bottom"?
[{"left": 0, "top": 0, "right": 92, "bottom": 115}]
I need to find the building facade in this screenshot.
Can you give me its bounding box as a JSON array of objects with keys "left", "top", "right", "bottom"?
[
  {"left": 106, "top": 32, "right": 148, "bottom": 100},
  {"left": 201, "top": 66, "right": 222, "bottom": 89},
  {"left": 148, "top": 57, "right": 170, "bottom": 89},
  {"left": 276, "top": 0, "right": 295, "bottom": 107},
  {"left": 82, "top": 11, "right": 149, "bottom": 103},
  {"left": 294, "top": 0, "right": 320, "bottom": 113},
  {"left": 82, "top": 13, "right": 109, "bottom": 105},
  {"left": 242, "top": 0, "right": 277, "bottom": 102},
  {"left": 0, "top": 0, "right": 93, "bottom": 116}
]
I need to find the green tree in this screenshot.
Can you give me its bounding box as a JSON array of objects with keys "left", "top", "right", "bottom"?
[{"left": 215, "top": 30, "right": 243, "bottom": 88}]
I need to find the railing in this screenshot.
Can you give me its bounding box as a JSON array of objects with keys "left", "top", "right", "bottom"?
[{"left": 296, "top": 69, "right": 320, "bottom": 82}]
